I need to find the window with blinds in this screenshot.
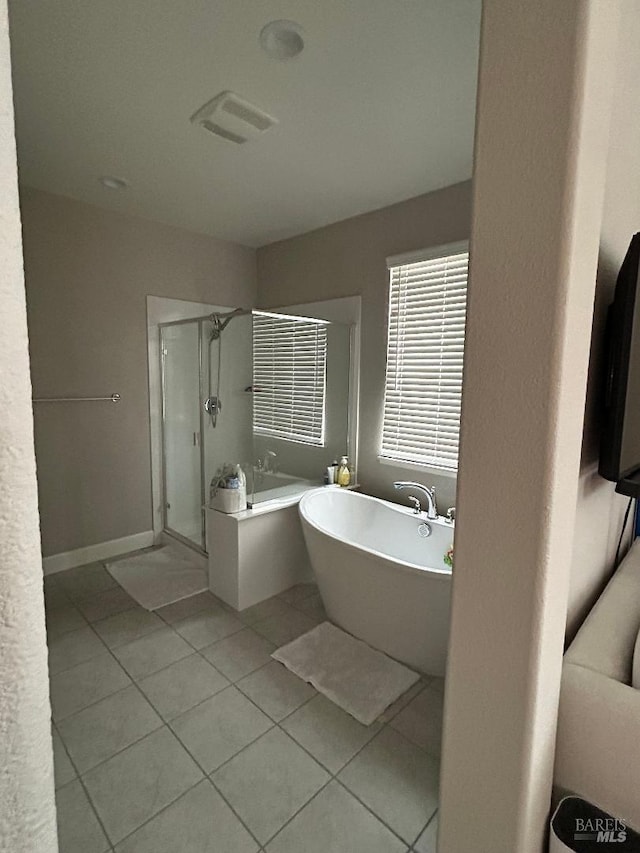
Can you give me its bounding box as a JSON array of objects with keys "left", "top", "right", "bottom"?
[
  {"left": 252, "top": 311, "right": 328, "bottom": 446},
  {"left": 380, "top": 242, "right": 469, "bottom": 472}
]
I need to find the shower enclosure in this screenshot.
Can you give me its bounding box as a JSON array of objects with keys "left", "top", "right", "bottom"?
[
  {"left": 161, "top": 319, "right": 204, "bottom": 547},
  {"left": 159, "top": 308, "right": 353, "bottom": 554},
  {"left": 160, "top": 311, "right": 253, "bottom": 551}
]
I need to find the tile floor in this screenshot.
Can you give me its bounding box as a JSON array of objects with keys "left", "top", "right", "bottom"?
[{"left": 45, "top": 558, "right": 443, "bottom": 853}]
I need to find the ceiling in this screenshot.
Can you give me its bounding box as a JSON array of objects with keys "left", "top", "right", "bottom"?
[{"left": 8, "top": 1, "right": 481, "bottom": 248}]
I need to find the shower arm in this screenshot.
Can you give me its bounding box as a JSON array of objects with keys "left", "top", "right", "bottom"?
[
  {"left": 209, "top": 307, "right": 251, "bottom": 336},
  {"left": 206, "top": 308, "right": 251, "bottom": 428}
]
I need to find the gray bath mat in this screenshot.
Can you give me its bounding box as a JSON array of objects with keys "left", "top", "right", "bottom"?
[
  {"left": 105, "top": 546, "right": 207, "bottom": 610},
  {"left": 272, "top": 622, "right": 420, "bottom": 725}
]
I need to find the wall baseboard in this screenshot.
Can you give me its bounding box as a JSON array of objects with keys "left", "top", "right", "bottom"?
[{"left": 42, "top": 531, "right": 155, "bottom": 575}]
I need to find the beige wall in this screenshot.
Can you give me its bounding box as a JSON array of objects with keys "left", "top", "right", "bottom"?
[
  {"left": 439, "top": 2, "right": 620, "bottom": 851},
  {"left": 21, "top": 187, "right": 256, "bottom": 557},
  {"left": 256, "top": 182, "right": 472, "bottom": 510},
  {"left": 567, "top": 0, "right": 640, "bottom": 640},
  {"left": 0, "top": 3, "right": 57, "bottom": 849}
]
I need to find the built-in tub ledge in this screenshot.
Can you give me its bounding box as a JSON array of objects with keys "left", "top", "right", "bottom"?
[
  {"left": 204, "top": 483, "right": 360, "bottom": 521},
  {"left": 205, "top": 484, "right": 358, "bottom": 611}
]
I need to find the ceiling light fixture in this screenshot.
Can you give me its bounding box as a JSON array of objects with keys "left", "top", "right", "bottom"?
[
  {"left": 259, "top": 20, "right": 304, "bottom": 61},
  {"left": 99, "top": 175, "right": 128, "bottom": 190}
]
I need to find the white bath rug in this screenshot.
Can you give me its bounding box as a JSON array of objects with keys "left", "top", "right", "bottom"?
[
  {"left": 272, "top": 622, "right": 420, "bottom": 725},
  {"left": 105, "top": 546, "right": 207, "bottom": 611}
]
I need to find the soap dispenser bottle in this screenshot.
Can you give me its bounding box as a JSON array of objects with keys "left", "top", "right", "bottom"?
[{"left": 337, "top": 456, "right": 351, "bottom": 487}]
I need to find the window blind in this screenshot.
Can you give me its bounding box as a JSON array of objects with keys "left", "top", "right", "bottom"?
[
  {"left": 252, "top": 312, "right": 328, "bottom": 446},
  {"left": 380, "top": 243, "right": 469, "bottom": 471}
]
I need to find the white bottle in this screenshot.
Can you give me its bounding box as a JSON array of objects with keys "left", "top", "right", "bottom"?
[{"left": 235, "top": 463, "right": 247, "bottom": 509}]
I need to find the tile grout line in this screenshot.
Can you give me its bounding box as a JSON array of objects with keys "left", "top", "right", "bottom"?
[
  {"left": 47, "top": 573, "right": 127, "bottom": 849},
  {"left": 77, "top": 635, "right": 195, "bottom": 755},
  {"left": 73, "top": 773, "right": 113, "bottom": 853},
  {"left": 150, "top": 642, "right": 330, "bottom": 848},
  {"left": 53, "top": 598, "right": 269, "bottom": 749},
  {"left": 109, "top": 776, "right": 246, "bottom": 852},
  {"left": 51, "top": 575, "right": 313, "bottom": 683},
  {"left": 53, "top": 674, "right": 133, "bottom": 726},
  {"left": 56, "top": 616, "right": 212, "bottom": 847},
  {"left": 50, "top": 560, "right": 205, "bottom": 648},
  {"left": 52, "top": 631, "right": 178, "bottom": 721},
  {"left": 257, "top": 775, "right": 336, "bottom": 849},
  {"left": 72, "top": 580, "right": 139, "bottom": 621},
  {"left": 152, "top": 670, "right": 274, "bottom": 852},
  {"left": 57, "top": 656, "right": 433, "bottom": 853},
  {"left": 94, "top": 619, "right": 168, "bottom": 653},
  {"left": 58, "top": 621, "right": 177, "bottom": 847},
  {"left": 335, "top": 775, "right": 433, "bottom": 850},
  {"left": 48, "top": 612, "right": 167, "bottom": 678},
  {"left": 49, "top": 571, "right": 437, "bottom": 850},
  {"left": 52, "top": 585, "right": 264, "bottom": 850},
  {"left": 59, "top": 645, "right": 431, "bottom": 848},
  {"left": 248, "top": 715, "right": 417, "bottom": 850},
  {"left": 76, "top": 727, "right": 200, "bottom": 849},
  {"left": 262, "top": 684, "right": 436, "bottom": 849},
  {"left": 199, "top": 678, "right": 426, "bottom": 850},
  {"left": 157, "top": 705, "right": 266, "bottom": 849},
  {"left": 54, "top": 727, "right": 115, "bottom": 851},
  {"left": 201, "top": 779, "right": 264, "bottom": 850},
  {"left": 318, "top": 725, "right": 422, "bottom": 846},
  {"left": 56, "top": 619, "right": 236, "bottom": 706},
  {"left": 58, "top": 700, "right": 166, "bottom": 777},
  {"left": 44, "top": 601, "right": 88, "bottom": 638},
  {"left": 412, "top": 806, "right": 439, "bottom": 852}
]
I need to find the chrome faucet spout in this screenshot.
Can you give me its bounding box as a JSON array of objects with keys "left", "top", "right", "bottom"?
[
  {"left": 263, "top": 450, "right": 278, "bottom": 474},
  {"left": 393, "top": 481, "right": 438, "bottom": 520}
]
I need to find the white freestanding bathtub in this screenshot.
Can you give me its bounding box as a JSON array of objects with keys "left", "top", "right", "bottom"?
[{"left": 298, "top": 488, "right": 453, "bottom": 675}]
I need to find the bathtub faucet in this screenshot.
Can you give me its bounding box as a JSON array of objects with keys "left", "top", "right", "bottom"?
[
  {"left": 257, "top": 450, "right": 277, "bottom": 474},
  {"left": 393, "top": 481, "right": 438, "bottom": 520}
]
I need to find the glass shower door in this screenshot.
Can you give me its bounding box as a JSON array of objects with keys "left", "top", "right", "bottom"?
[{"left": 161, "top": 321, "right": 204, "bottom": 549}]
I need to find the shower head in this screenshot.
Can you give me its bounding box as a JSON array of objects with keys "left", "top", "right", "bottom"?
[{"left": 208, "top": 307, "right": 250, "bottom": 339}]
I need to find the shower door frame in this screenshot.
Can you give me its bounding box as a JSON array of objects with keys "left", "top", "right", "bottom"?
[{"left": 159, "top": 317, "right": 208, "bottom": 554}]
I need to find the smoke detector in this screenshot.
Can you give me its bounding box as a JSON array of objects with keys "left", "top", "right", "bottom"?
[
  {"left": 259, "top": 20, "right": 305, "bottom": 60},
  {"left": 190, "top": 91, "right": 278, "bottom": 144}
]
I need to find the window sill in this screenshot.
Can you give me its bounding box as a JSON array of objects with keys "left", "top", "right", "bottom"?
[{"left": 377, "top": 455, "right": 457, "bottom": 479}]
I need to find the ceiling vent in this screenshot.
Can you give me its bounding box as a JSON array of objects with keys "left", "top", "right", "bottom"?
[{"left": 190, "top": 91, "right": 278, "bottom": 144}]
